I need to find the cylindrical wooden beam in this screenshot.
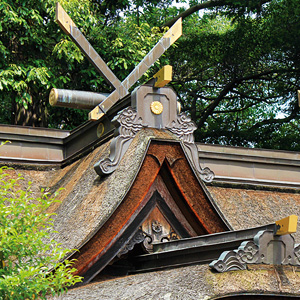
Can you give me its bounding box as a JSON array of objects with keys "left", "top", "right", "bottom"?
[{"left": 49, "top": 88, "right": 109, "bottom": 110}]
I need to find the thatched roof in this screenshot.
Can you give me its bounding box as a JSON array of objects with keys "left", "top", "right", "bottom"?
[
  {"left": 1, "top": 124, "right": 300, "bottom": 299},
  {"left": 51, "top": 264, "right": 300, "bottom": 299},
  {"left": 48, "top": 128, "right": 181, "bottom": 252},
  {"left": 207, "top": 185, "right": 300, "bottom": 241}
]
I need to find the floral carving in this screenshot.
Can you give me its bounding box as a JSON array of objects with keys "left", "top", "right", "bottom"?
[
  {"left": 142, "top": 221, "right": 179, "bottom": 253},
  {"left": 152, "top": 220, "right": 162, "bottom": 233}
]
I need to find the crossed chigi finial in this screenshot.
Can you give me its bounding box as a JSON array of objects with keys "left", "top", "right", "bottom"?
[{"left": 49, "top": 2, "right": 182, "bottom": 120}]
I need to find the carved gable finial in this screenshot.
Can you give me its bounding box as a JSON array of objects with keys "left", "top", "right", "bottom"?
[{"left": 94, "top": 84, "right": 215, "bottom": 182}]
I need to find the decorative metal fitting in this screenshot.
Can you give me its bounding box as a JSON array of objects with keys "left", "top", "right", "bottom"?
[{"left": 210, "top": 230, "right": 300, "bottom": 273}]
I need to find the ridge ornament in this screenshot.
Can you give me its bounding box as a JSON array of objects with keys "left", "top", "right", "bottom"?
[{"left": 53, "top": 3, "right": 182, "bottom": 120}]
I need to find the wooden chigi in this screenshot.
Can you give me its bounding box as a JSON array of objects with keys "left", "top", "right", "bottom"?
[{"left": 0, "top": 2, "right": 300, "bottom": 299}]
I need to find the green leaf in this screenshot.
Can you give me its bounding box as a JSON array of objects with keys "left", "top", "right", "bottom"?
[{"left": 0, "top": 165, "right": 82, "bottom": 299}]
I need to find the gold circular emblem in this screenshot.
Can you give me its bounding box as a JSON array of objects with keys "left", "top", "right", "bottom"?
[
  {"left": 150, "top": 101, "right": 163, "bottom": 115},
  {"left": 97, "top": 123, "right": 105, "bottom": 138}
]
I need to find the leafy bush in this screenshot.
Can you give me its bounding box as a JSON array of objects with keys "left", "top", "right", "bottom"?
[{"left": 0, "top": 166, "right": 82, "bottom": 299}]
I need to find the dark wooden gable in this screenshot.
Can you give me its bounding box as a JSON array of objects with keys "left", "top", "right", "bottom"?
[{"left": 69, "top": 139, "right": 230, "bottom": 284}]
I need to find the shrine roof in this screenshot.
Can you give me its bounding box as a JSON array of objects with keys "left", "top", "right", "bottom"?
[
  {"left": 207, "top": 184, "right": 300, "bottom": 241},
  {"left": 1, "top": 125, "right": 300, "bottom": 297},
  {"left": 29, "top": 127, "right": 298, "bottom": 256},
  {"left": 51, "top": 264, "right": 300, "bottom": 300},
  {"left": 0, "top": 125, "right": 299, "bottom": 249},
  {"left": 47, "top": 128, "right": 184, "bottom": 252}
]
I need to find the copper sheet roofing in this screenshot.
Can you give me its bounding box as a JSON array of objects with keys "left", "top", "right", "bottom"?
[{"left": 198, "top": 143, "right": 300, "bottom": 188}]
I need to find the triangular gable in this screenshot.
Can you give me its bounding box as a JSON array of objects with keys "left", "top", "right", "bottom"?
[{"left": 69, "top": 139, "right": 230, "bottom": 284}]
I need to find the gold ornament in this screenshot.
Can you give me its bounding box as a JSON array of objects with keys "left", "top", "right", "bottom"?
[
  {"left": 97, "top": 123, "right": 105, "bottom": 138},
  {"left": 49, "top": 88, "right": 58, "bottom": 106},
  {"left": 150, "top": 101, "right": 163, "bottom": 115}
]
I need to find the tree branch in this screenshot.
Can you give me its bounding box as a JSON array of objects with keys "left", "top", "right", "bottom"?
[
  {"left": 213, "top": 102, "right": 258, "bottom": 114},
  {"left": 231, "top": 90, "right": 278, "bottom": 103},
  {"left": 162, "top": 0, "right": 226, "bottom": 28},
  {"left": 249, "top": 104, "right": 299, "bottom": 131},
  {"left": 196, "top": 68, "right": 295, "bottom": 128},
  {"left": 162, "top": 0, "right": 272, "bottom": 28},
  {"left": 197, "top": 80, "right": 237, "bottom": 128}
]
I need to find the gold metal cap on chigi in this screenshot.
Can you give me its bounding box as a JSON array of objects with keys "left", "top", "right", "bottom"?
[
  {"left": 49, "top": 88, "right": 58, "bottom": 106},
  {"left": 150, "top": 101, "right": 163, "bottom": 115}
]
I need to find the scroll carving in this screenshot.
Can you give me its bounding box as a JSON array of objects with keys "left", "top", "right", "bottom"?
[
  {"left": 166, "top": 113, "right": 214, "bottom": 183},
  {"left": 117, "top": 229, "right": 145, "bottom": 258},
  {"left": 294, "top": 244, "right": 300, "bottom": 263},
  {"left": 236, "top": 241, "right": 259, "bottom": 263},
  {"left": 116, "top": 107, "right": 143, "bottom": 137},
  {"left": 210, "top": 250, "right": 247, "bottom": 272},
  {"left": 166, "top": 113, "right": 197, "bottom": 144},
  {"left": 117, "top": 223, "right": 180, "bottom": 257},
  {"left": 210, "top": 230, "right": 300, "bottom": 273},
  {"left": 94, "top": 107, "right": 143, "bottom": 175},
  {"left": 94, "top": 89, "right": 216, "bottom": 181}
]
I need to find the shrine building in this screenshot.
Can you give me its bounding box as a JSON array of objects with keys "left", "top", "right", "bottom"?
[{"left": 1, "top": 3, "right": 300, "bottom": 299}]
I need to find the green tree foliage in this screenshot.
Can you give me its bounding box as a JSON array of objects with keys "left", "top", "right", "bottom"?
[
  {"left": 0, "top": 0, "right": 164, "bottom": 129},
  {"left": 0, "top": 0, "right": 299, "bottom": 150},
  {"left": 0, "top": 0, "right": 87, "bottom": 127},
  {"left": 0, "top": 165, "right": 82, "bottom": 299},
  {"left": 167, "top": 0, "right": 300, "bottom": 150}
]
